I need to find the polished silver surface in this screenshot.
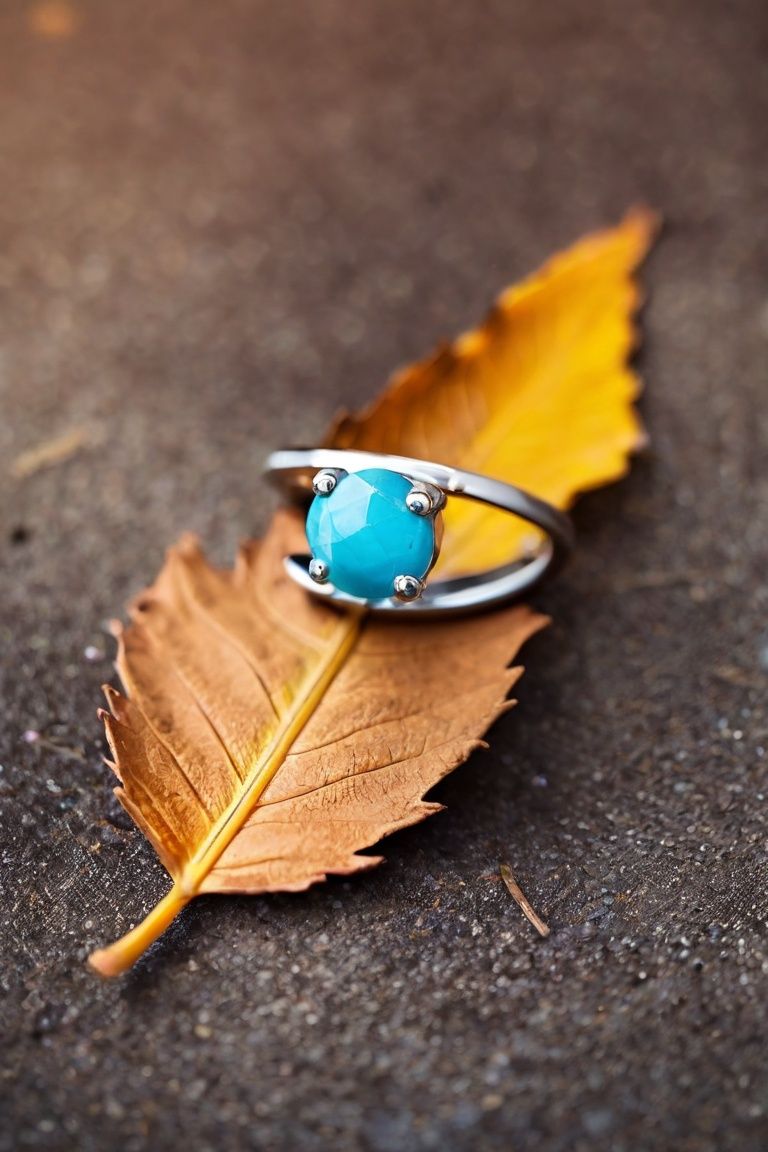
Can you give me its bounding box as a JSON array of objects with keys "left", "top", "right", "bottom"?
[
  {"left": 393, "top": 574, "right": 426, "bottom": 601},
  {"left": 266, "top": 448, "right": 575, "bottom": 615},
  {"left": 406, "top": 481, "right": 445, "bottom": 516},
  {"left": 308, "top": 557, "right": 330, "bottom": 584},
  {"left": 312, "top": 467, "right": 346, "bottom": 495}
]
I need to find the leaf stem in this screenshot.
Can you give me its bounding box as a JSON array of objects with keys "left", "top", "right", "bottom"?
[{"left": 88, "top": 886, "right": 190, "bottom": 977}]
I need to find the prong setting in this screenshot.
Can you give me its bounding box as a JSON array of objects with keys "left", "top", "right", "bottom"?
[
  {"left": 405, "top": 482, "right": 446, "bottom": 516},
  {"left": 308, "top": 557, "right": 330, "bottom": 584},
  {"left": 312, "top": 468, "right": 347, "bottom": 496},
  {"left": 393, "top": 574, "right": 425, "bottom": 602}
]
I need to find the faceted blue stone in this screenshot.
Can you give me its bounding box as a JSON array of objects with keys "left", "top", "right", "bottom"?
[{"left": 306, "top": 468, "right": 436, "bottom": 599}]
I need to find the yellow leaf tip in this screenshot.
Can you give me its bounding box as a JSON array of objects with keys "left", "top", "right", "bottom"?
[{"left": 623, "top": 202, "right": 663, "bottom": 238}]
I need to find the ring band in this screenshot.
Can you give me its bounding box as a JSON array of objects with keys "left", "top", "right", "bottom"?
[{"left": 265, "top": 449, "right": 574, "bottom": 615}]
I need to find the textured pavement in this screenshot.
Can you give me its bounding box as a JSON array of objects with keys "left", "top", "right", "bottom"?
[{"left": 1, "top": 2, "right": 767, "bottom": 1150}]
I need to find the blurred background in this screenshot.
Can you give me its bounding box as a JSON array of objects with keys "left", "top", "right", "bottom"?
[{"left": 1, "top": 2, "right": 766, "bottom": 1150}]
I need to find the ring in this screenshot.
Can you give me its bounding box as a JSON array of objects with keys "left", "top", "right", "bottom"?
[{"left": 265, "top": 449, "right": 574, "bottom": 615}]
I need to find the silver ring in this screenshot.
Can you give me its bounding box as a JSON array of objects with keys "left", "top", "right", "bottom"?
[{"left": 265, "top": 449, "right": 574, "bottom": 616}]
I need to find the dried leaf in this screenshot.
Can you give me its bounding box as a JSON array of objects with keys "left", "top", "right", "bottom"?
[
  {"left": 88, "top": 212, "right": 656, "bottom": 975},
  {"left": 90, "top": 512, "right": 544, "bottom": 974}
]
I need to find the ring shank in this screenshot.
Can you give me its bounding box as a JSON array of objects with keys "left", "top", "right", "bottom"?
[{"left": 265, "top": 449, "right": 574, "bottom": 615}]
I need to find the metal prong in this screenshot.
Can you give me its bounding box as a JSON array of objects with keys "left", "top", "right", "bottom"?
[
  {"left": 312, "top": 468, "right": 347, "bottom": 496},
  {"left": 308, "top": 557, "right": 330, "bottom": 584},
  {"left": 393, "top": 574, "right": 425, "bottom": 602},
  {"left": 405, "top": 482, "right": 446, "bottom": 516}
]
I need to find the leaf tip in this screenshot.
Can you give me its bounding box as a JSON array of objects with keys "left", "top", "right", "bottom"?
[
  {"left": 174, "top": 531, "right": 202, "bottom": 556},
  {"left": 622, "top": 202, "right": 663, "bottom": 245},
  {"left": 611, "top": 205, "right": 662, "bottom": 280}
]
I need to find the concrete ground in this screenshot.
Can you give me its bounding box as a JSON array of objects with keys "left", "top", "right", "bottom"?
[{"left": 1, "top": 2, "right": 766, "bottom": 1149}]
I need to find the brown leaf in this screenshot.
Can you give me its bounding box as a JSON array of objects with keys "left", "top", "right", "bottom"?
[
  {"left": 88, "top": 212, "right": 656, "bottom": 975},
  {"left": 90, "top": 510, "right": 543, "bottom": 975}
]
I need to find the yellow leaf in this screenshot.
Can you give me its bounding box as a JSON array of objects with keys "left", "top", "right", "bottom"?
[
  {"left": 88, "top": 211, "right": 657, "bottom": 976},
  {"left": 330, "top": 207, "right": 658, "bottom": 576}
]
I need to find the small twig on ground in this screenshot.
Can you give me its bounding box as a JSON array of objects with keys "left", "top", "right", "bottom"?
[
  {"left": 500, "top": 863, "right": 550, "bottom": 937},
  {"left": 22, "top": 729, "right": 87, "bottom": 762},
  {"left": 11, "top": 425, "right": 97, "bottom": 479}
]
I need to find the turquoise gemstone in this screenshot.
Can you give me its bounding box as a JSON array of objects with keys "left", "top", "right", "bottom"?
[{"left": 306, "top": 468, "right": 436, "bottom": 599}]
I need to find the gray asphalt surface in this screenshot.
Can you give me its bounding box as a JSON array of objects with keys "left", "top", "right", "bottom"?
[{"left": 1, "top": 2, "right": 767, "bottom": 1150}]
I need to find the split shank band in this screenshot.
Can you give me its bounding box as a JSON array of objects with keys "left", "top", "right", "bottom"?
[{"left": 266, "top": 448, "right": 574, "bottom": 616}]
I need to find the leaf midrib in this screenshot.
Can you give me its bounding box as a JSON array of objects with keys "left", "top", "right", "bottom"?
[{"left": 178, "top": 613, "right": 362, "bottom": 896}]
